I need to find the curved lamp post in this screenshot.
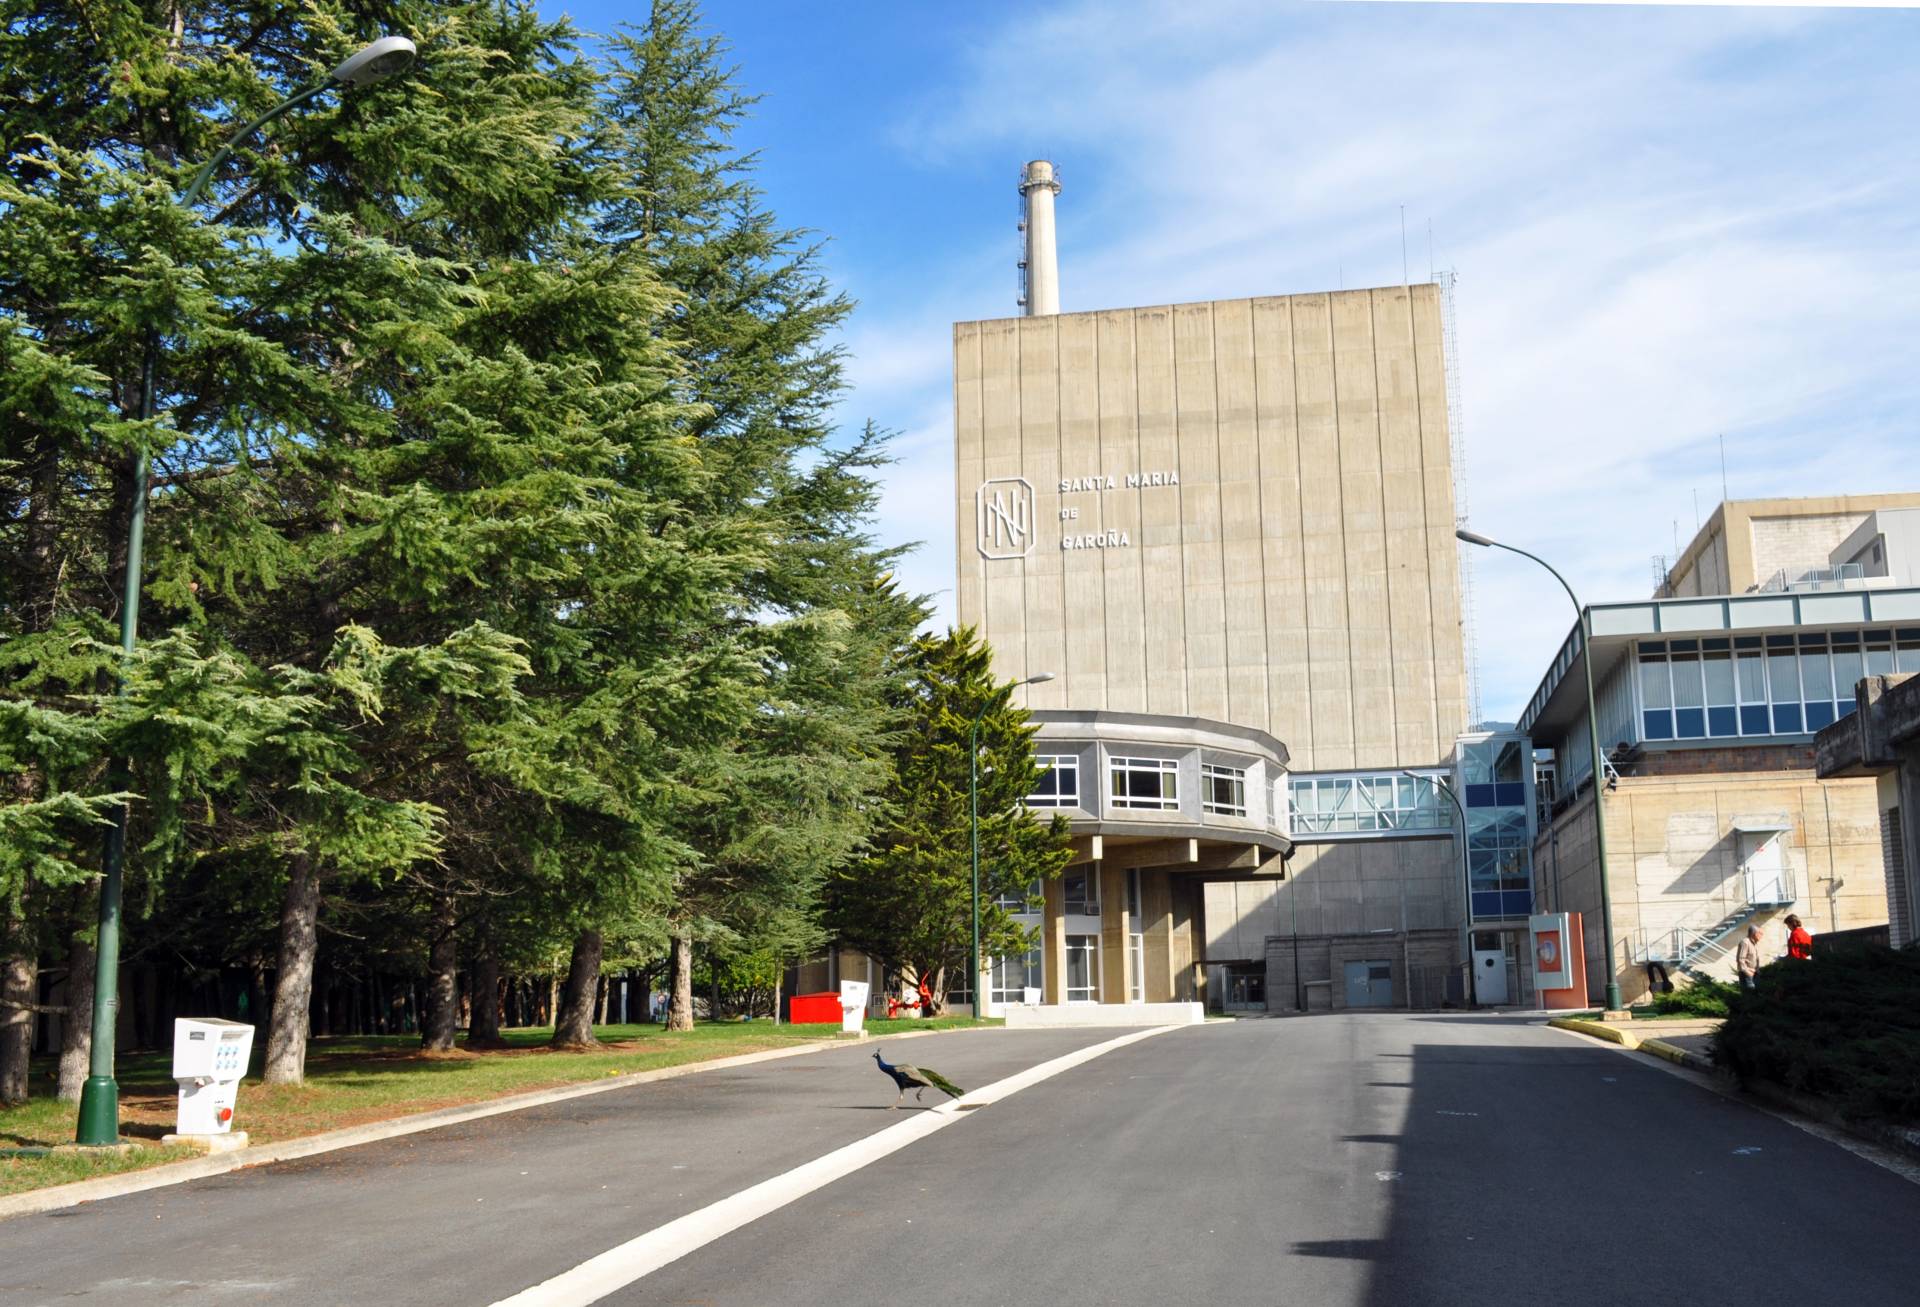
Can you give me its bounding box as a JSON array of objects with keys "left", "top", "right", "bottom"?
[
  {"left": 969, "top": 671, "right": 1055, "bottom": 1016},
  {"left": 75, "top": 35, "right": 418, "bottom": 1147},
  {"left": 1456, "top": 527, "right": 1622, "bottom": 1012},
  {"left": 1401, "top": 771, "right": 1475, "bottom": 1006}
]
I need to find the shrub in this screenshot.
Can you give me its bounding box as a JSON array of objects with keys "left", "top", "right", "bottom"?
[
  {"left": 1642, "top": 978, "right": 1735, "bottom": 1018},
  {"left": 1711, "top": 946, "right": 1920, "bottom": 1123}
]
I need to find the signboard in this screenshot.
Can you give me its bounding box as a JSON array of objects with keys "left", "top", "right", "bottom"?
[{"left": 1530, "top": 911, "right": 1588, "bottom": 1010}]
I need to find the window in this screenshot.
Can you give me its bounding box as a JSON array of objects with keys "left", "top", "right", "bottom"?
[
  {"left": 1288, "top": 773, "right": 1450, "bottom": 835},
  {"left": 1201, "top": 763, "right": 1248, "bottom": 816},
  {"left": 1637, "top": 630, "right": 1901, "bottom": 740},
  {"left": 1110, "top": 756, "right": 1179, "bottom": 810},
  {"left": 989, "top": 948, "right": 1042, "bottom": 1005},
  {"left": 1063, "top": 871, "right": 1100, "bottom": 916},
  {"left": 1065, "top": 935, "right": 1098, "bottom": 1002},
  {"left": 993, "top": 879, "right": 1042, "bottom": 913},
  {"left": 1703, "top": 639, "right": 1736, "bottom": 737},
  {"left": 1027, "top": 755, "right": 1080, "bottom": 808}
]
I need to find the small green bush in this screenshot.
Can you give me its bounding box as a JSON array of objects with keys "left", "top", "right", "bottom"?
[
  {"left": 1642, "top": 978, "right": 1735, "bottom": 1018},
  {"left": 1711, "top": 946, "right": 1920, "bottom": 1123}
]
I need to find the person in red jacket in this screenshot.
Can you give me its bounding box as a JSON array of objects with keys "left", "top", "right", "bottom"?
[{"left": 1784, "top": 914, "right": 1814, "bottom": 961}]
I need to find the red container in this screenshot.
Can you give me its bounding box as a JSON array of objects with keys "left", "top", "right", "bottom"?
[{"left": 788, "top": 992, "right": 842, "bottom": 1025}]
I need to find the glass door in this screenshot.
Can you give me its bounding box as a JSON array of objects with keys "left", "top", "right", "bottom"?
[{"left": 1065, "top": 935, "right": 1098, "bottom": 1003}]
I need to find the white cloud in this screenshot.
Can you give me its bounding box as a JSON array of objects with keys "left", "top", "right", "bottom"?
[{"left": 842, "top": 0, "right": 1920, "bottom": 715}]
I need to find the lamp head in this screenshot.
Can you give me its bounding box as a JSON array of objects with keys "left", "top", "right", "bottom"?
[
  {"left": 330, "top": 35, "right": 417, "bottom": 87},
  {"left": 1455, "top": 527, "right": 1496, "bottom": 548},
  {"left": 1023, "top": 672, "right": 1057, "bottom": 686}
]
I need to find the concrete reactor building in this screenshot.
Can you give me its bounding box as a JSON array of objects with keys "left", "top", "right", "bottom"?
[{"left": 956, "top": 160, "right": 1490, "bottom": 1019}]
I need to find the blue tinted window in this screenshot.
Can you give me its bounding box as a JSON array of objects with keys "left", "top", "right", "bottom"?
[
  {"left": 1806, "top": 701, "right": 1835, "bottom": 731},
  {"left": 1837, "top": 697, "right": 1857, "bottom": 719},
  {"left": 1675, "top": 708, "right": 1706, "bottom": 738},
  {"left": 1465, "top": 783, "right": 1497, "bottom": 807},
  {"left": 1495, "top": 782, "right": 1525, "bottom": 807},
  {"left": 1772, "top": 703, "right": 1802, "bottom": 733},
  {"left": 1643, "top": 711, "right": 1674, "bottom": 740},
  {"left": 1708, "top": 706, "right": 1738, "bottom": 736},
  {"left": 1500, "top": 890, "right": 1534, "bottom": 918},
  {"left": 1470, "top": 891, "right": 1504, "bottom": 920},
  {"left": 1740, "top": 705, "right": 1771, "bottom": 735}
]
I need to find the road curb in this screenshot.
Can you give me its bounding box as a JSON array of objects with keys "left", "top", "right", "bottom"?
[
  {"left": 1547, "top": 1016, "right": 1638, "bottom": 1048},
  {"left": 1636, "top": 1037, "right": 1712, "bottom": 1072},
  {"left": 0, "top": 1023, "right": 982, "bottom": 1222},
  {"left": 1548, "top": 1018, "right": 1920, "bottom": 1170}
]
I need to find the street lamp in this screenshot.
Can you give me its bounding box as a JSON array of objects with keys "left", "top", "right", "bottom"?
[
  {"left": 1456, "top": 526, "right": 1622, "bottom": 1011},
  {"left": 74, "top": 35, "right": 419, "bottom": 1148},
  {"left": 1402, "top": 771, "right": 1474, "bottom": 1007},
  {"left": 970, "top": 671, "right": 1055, "bottom": 1017}
]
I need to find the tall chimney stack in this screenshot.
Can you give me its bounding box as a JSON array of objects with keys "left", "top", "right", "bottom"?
[{"left": 1018, "top": 160, "right": 1061, "bottom": 316}]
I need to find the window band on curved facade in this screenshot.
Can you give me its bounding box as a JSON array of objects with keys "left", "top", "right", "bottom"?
[
  {"left": 1201, "top": 763, "right": 1247, "bottom": 816},
  {"left": 1636, "top": 628, "right": 1920, "bottom": 742},
  {"left": 1109, "top": 755, "right": 1180, "bottom": 810},
  {"left": 1027, "top": 755, "right": 1079, "bottom": 807}
]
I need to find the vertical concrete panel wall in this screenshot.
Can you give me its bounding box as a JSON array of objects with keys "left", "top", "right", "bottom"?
[
  {"left": 955, "top": 286, "right": 1465, "bottom": 769},
  {"left": 1534, "top": 771, "right": 1888, "bottom": 1004}
]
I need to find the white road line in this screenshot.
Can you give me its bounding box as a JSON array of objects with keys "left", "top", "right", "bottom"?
[{"left": 488, "top": 1025, "right": 1178, "bottom": 1307}]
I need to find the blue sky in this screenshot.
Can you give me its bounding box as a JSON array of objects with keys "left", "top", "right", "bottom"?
[{"left": 547, "top": 0, "right": 1920, "bottom": 721}]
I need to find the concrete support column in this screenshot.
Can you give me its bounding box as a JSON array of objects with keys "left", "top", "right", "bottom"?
[
  {"left": 1042, "top": 877, "right": 1067, "bottom": 1004},
  {"left": 1142, "top": 870, "right": 1174, "bottom": 1002},
  {"left": 1098, "top": 862, "right": 1128, "bottom": 1002}
]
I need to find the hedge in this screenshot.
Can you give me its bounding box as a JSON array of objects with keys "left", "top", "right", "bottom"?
[{"left": 1711, "top": 944, "right": 1920, "bottom": 1123}]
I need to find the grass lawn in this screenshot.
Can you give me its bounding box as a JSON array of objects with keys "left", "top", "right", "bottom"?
[{"left": 1, "top": 1014, "right": 994, "bottom": 1198}]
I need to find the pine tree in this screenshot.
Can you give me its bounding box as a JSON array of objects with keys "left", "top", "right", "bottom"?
[
  {"left": 826, "top": 628, "right": 1076, "bottom": 1014},
  {"left": 594, "top": 2, "right": 915, "bottom": 1034}
]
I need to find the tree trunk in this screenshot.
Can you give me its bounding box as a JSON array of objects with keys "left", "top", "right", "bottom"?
[
  {"left": 421, "top": 892, "right": 458, "bottom": 1052},
  {"left": 262, "top": 855, "right": 322, "bottom": 1085},
  {"left": 545, "top": 975, "right": 559, "bottom": 1027},
  {"left": 550, "top": 930, "right": 603, "bottom": 1048},
  {"left": 56, "top": 931, "right": 95, "bottom": 1101},
  {"left": 468, "top": 954, "right": 505, "bottom": 1047},
  {"left": 666, "top": 931, "right": 695, "bottom": 1033},
  {"left": 0, "top": 944, "right": 34, "bottom": 1104}
]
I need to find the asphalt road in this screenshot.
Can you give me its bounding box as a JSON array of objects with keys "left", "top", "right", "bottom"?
[{"left": 3, "top": 1015, "right": 1917, "bottom": 1306}]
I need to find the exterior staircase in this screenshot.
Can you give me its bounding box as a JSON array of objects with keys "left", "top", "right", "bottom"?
[{"left": 1628, "top": 864, "right": 1799, "bottom": 981}]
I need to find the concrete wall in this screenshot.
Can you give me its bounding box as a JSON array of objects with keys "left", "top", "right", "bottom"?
[
  {"left": 1534, "top": 767, "right": 1888, "bottom": 1004},
  {"left": 1832, "top": 508, "right": 1920, "bottom": 588},
  {"left": 1203, "top": 838, "right": 1460, "bottom": 961},
  {"left": 1264, "top": 928, "right": 1459, "bottom": 1012},
  {"left": 1662, "top": 495, "right": 1920, "bottom": 597},
  {"left": 954, "top": 285, "right": 1466, "bottom": 773}
]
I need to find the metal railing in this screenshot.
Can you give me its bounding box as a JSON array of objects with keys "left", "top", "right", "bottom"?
[{"left": 1629, "top": 864, "right": 1797, "bottom": 968}]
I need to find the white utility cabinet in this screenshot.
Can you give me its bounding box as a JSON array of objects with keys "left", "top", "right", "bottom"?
[
  {"left": 838, "top": 980, "right": 870, "bottom": 1035},
  {"left": 172, "top": 1017, "right": 254, "bottom": 1136}
]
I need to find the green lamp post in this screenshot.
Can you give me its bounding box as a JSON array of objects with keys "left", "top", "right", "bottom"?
[
  {"left": 969, "top": 672, "right": 1054, "bottom": 1017},
  {"left": 74, "top": 35, "right": 418, "bottom": 1147},
  {"left": 1456, "top": 527, "right": 1623, "bottom": 1012}
]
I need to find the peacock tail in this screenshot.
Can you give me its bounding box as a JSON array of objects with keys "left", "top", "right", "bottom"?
[{"left": 918, "top": 1066, "right": 964, "bottom": 1099}]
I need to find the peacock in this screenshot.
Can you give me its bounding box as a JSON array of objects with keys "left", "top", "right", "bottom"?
[{"left": 872, "top": 1048, "right": 964, "bottom": 1108}]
